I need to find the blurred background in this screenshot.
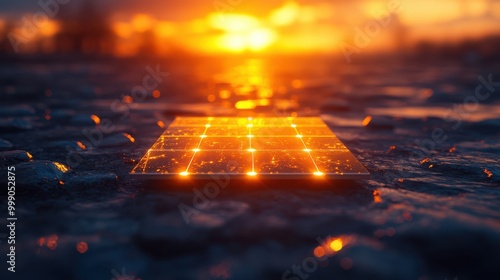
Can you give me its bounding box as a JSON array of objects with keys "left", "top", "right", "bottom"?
[
  {"left": 1, "top": 0, "right": 500, "bottom": 58},
  {"left": 1, "top": 1, "right": 499, "bottom": 280}
]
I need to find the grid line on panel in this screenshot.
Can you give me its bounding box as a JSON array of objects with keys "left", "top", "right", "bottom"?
[
  {"left": 181, "top": 122, "right": 211, "bottom": 175},
  {"left": 148, "top": 148, "right": 349, "bottom": 152},
  {"left": 247, "top": 120, "right": 256, "bottom": 175},
  {"left": 291, "top": 124, "right": 323, "bottom": 175}
]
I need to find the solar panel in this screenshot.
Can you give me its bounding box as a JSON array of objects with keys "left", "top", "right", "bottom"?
[{"left": 131, "top": 117, "right": 369, "bottom": 179}]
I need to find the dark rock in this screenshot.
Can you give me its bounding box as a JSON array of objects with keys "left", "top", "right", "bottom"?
[
  {"left": 65, "top": 172, "right": 118, "bottom": 194},
  {"left": 99, "top": 133, "right": 135, "bottom": 147},
  {"left": 0, "top": 105, "right": 35, "bottom": 117},
  {"left": 0, "top": 150, "right": 33, "bottom": 166},
  {"left": 0, "top": 118, "right": 33, "bottom": 131},
  {"left": 0, "top": 138, "right": 13, "bottom": 149},
  {"left": 15, "top": 160, "right": 69, "bottom": 194}
]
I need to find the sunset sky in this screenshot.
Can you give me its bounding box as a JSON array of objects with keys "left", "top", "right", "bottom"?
[{"left": 1, "top": 0, "right": 499, "bottom": 55}]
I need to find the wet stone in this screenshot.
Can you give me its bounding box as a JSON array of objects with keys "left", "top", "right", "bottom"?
[
  {"left": 365, "top": 116, "right": 395, "bottom": 130},
  {"left": 70, "top": 114, "right": 99, "bottom": 126},
  {"left": 99, "top": 133, "right": 135, "bottom": 148},
  {"left": 0, "top": 118, "right": 34, "bottom": 131},
  {"left": 0, "top": 138, "right": 13, "bottom": 149},
  {"left": 14, "top": 160, "right": 69, "bottom": 194},
  {"left": 0, "top": 150, "right": 33, "bottom": 166},
  {"left": 0, "top": 105, "right": 36, "bottom": 117}
]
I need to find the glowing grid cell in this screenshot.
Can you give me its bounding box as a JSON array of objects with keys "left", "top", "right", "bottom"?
[{"left": 130, "top": 117, "right": 369, "bottom": 179}]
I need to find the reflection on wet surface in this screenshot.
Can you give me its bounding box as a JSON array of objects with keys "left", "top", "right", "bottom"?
[{"left": 1, "top": 56, "right": 499, "bottom": 279}]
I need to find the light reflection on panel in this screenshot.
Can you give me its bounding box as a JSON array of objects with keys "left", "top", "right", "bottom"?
[
  {"left": 131, "top": 117, "right": 369, "bottom": 178},
  {"left": 254, "top": 151, "right": 316, "bottom": 174},
  {"left": 190, "top": 151, "right": 251, "bottom": 174},
  {"left": 303, "top": 137, "right": 347, "bottom": 150},
  {"left": 199, "top": 137, "right": 247, "bottom": 150},
  {"left": 252, "top": 137, "right": 305, "bottom": 150},
  {"left": 150, "top": 137, "right": 200, "bottom": 150}
]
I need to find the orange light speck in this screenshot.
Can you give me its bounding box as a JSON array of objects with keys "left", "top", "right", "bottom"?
[
  {"left": 123, "top": 95, "right": 133, "bottom": 104},
  {"left": 76, "top": 141, "right": 86, "bottom": 150},
  {"left": 207, "top": 94, "right": 216, "bottom": 102},
  {"left": 76, "top": 242, "right": 88, "bottom": 254},
  {"left": 193, "top": 148, "right": 201, "bottom": 152},
  {"left": 247, "top": 171, "right": 257, "bottom": 176},
  {"left": 313, "top": 246, "right": 326, "bottom": 258},
  {"left": 152, "top": 90, "right": 161, "bottom": 98},
  {"left": 180, "top": 171, "right": 189, "bottom": 176},
  {"left": 247, "top": 135, "right": 254, "bottom": 138},
  {"left": 200, "top": 135, "right": 207, "bottom": 138},
  {"left": 205, "top": 124, "right": 211, "bottom": 128},
  {"left": 484, "top": 168, "right": 493, "bottom": 178},
  {"left": 90, "top": 114, "right": 101, "bottom": 125},
  {"left": 303, "top": 149, "right": 312, "bottom": 152},
  {"left": 329, "top": 238, "right": 343, "bottom": 252},
  {"left": 295, "top": 134, "right": 303, "bottom": 138},
  {"left": 291, "top": 124, "right": 297, "bottom": 128},
  {"left": 362, "top": 115, "right": 372, "bottom": 127},
  {"left": 157, "top": 120, "right": 165, "bottom": 128},
  {"left": 38, "top": 237, "right": 46, "bottom": 247},
  {"left": 123, "top": 133, "right": 135, "bottom": 143},
  {"left": 313, "top": 171, "right": 324, "bottom": 176},
  {"left": 248, "top": 148, "right": 256, "bottom": 152}
]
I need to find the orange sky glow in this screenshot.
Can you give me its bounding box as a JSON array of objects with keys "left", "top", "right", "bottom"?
[{"left": 1, "top": 0, "right": 500, "bottom": 55}]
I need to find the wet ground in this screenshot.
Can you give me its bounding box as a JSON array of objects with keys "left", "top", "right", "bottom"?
[{"left": 0, "top": 55, "right": 499, "bottom": 280}]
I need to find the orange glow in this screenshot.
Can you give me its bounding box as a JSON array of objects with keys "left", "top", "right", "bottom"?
[
  {"left": 3, "top": 0, "right": 499, "bottom": 56},
  {"left": 329, "top": 238, "right": 343, "bottom": 252},
  {"left": 154, "top": 22, "right": 174, "bottom": 38},
  {"left": 123, "top": 95, "right": 133, "bottom": 104},
  {"left": 313, "top": 171, "right": 324, "bottom": 176},
  {"left": 76, "top": 242, "right": 88, "bottom": 254},
  {"left": 219, "top": 89, "right": 231, "bottom": 99},
  {"left": 235, "top": 99, "right": 270, "bottom": 110},
  {"left": 207, "top": 94, "right": 216, "bottom": 102},
  {"left": 484, "top": 169, "right": 493, "bottom": 178},
  {"left": 180, "top": 171, "right": 189, "bottom": 176},
  {"left": 209, "top": 14, "right": 260, "bottom": 33},
  {"left": 38, "top": 237, "right": 46, "bottom": 247},
  {"left": 113, "top": 22, "right": 132, "bottom": 38},
  {"left": 157, "top": 120, "right": 165, "bottom": 128},
  {"left": 247, "top": 171, "right": 257, "bottom": 176},
  {"left": 39, "top": 20, "right": 59, "bottom": 37},
  {"left": 53, "top": 162, "right": 69, "bottom": 173},
  {"left": 152, "top": 90, "right": 161, "bottom": 98},
  {"left": 373, "top": 189, "right": 382, "bottom": 203},
  {"left": 313, "top": 246, "right": 326, "bottom": 258},
  {"left": 90, "top": 114, "right": 101, "bottom": 125},
  {"left": 123, "top": 133, "right": 135, "bottom": 143},
  {"left": 269, "top": 1, "right": 300, "bottom": 26},
  {"left": 132, "top": 14, "right": 153, "bottom": 33},
  {"left": 362, "top": 116, "right": 372, "bottom": 127},
  {"left": 46, "top": 235, "right": 58, "bottom": 251},
  {"left": 76, "top": 141, "right": 86, "bottom": 150}
]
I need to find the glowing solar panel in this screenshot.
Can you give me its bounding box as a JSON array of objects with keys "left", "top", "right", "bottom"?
[{"left": 131, "top": 117, "right": 369, "bottom": 179}]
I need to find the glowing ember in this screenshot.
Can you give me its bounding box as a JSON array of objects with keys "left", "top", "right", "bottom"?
[{"left": 131, "top": 117, "right": 369, "bottom": 179}]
